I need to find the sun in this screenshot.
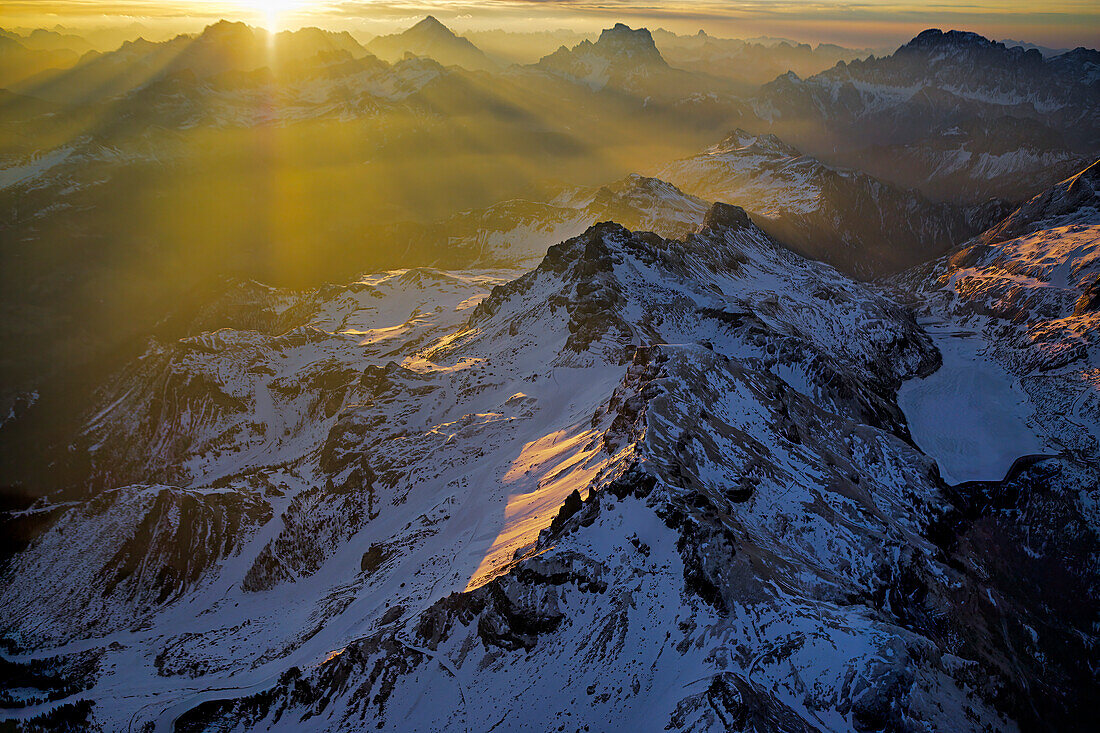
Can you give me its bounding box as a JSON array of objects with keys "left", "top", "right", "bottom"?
[{"left": 235, "top": 0, "right": 309, "bottom": 31}]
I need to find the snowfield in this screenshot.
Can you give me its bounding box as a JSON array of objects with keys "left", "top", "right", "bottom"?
[{"left": 898, "top": 322, "right": 1049, "bottom": 483}]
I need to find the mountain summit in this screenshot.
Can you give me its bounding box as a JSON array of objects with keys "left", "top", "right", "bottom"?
[
  {"left": 366, "top": 15, "right": 497, "bottom": 70},
  {"left": 536, "top": 23, "right": 674, "bottom": 91},
  {"left": 540, "top": 22, "right": 668, "bottom": 69},
  {"left": 591, "top": 23, "right": 667, "bottom": 65},
  {"left": 902, "top": 28, "right": 1005, "bottom": 54}
]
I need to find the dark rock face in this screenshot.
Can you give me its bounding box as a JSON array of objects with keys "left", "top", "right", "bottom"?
[
  {"left": 359, "top": 543, "right": 390, "bottom": 574},
  {"left": 703, "top": 202, "right": 752, "bottom": 231},
  {"left": 590, "top": 23, "right": 668, "bottom": 66},
  {"left": 666, "top": 672, "right": 818, "bottom": 732},
  {"left": 539, "top": 23, "right": 668, "bottom": 71},
  {"left": 470, "top": 222, "right": 635, "bottom": 357},
  {"left": 547, "top": 488, "right": 583, "bottom": 535},
  {"left": 1075, "top": 273, "right": 1100, "bottom": 315},
  {"left": 926, "top": 457, "right": 1100, "bottom": 731},
  {"left": 241, "top": 481, "right": 375, "bottom": 593}
]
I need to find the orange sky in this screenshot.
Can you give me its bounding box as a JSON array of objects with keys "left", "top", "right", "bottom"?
[{"left": 2, "top": 1, "right": 1097, "bottom": 49}]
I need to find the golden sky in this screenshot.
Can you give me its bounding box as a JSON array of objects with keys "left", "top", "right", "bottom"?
[{"left": 2, "top": 1, "right": 1098, "bottom": 49}]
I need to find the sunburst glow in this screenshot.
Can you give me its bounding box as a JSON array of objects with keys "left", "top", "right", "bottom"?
[{"left": 233, "top": 0, "right": 310, "bottom": 30}]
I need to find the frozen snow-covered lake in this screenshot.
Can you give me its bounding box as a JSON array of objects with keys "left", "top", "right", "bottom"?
[{"left": 898, "top": 323, "right": 1048, "bottom": 484}]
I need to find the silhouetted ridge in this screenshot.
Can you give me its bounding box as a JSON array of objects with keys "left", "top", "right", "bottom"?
[
  {"left": 410, "top": 16, "right": 455, "bottom": 38},
  {"left": 903, "top": 29, "right": 997, "bottom": 52}
]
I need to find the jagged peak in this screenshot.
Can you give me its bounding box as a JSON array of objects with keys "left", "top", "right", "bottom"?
[
  {"left": 366, "top": 14, "right": 496, "bottom": 69},
  {"left": 536, "top": 23, "right": 669, "bottom": 77},
  {"left": 897, "top": 28, "right": 1026, "bottom": 60},
  {"left": 907, "top": 28, "right": 994, "bottom": 49},
  {"left": 408, "top": 15, "right": 455, "bottom": 38},
  {"left": 1054, "top": 46, "right": 1100, "bottom": 61},
  {"left": 591, "top": 23, "right": 666, "bottom": 64}
]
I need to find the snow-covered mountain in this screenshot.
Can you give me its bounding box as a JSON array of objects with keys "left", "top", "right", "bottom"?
[
  {"left": 743, "top": 29, "right": 1099, "bottom": 201},
  {"left": 3, "top": 184, "right": 1096, "bottom": 730},
  {"left": 754, "top": 30, "right": 1099, "bottom": 146},
  {"left": 658, "top": 129, "right": 1008, "bottom": 277}
]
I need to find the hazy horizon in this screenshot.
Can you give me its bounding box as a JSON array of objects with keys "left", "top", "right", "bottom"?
[{"left": 2, "top": 1, "right": 1098, "bottom": 51}]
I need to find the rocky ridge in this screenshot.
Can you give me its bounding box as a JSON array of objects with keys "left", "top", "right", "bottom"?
[{"left": 2, "top": 195, "right": 1095, "bottom": 730}]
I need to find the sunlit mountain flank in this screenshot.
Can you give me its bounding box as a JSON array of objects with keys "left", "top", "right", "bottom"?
[{"left": 0, "top": 2, "right": 1097, "bottom": 732}]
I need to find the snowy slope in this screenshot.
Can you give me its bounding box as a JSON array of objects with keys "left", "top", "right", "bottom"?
[
  {"left": 167, "top": 207, "right": 1093, "bottom": 732},
  {"left": 4, "top": 203, "right": 1095, "bottom": 731},
  {"left": 849, "top": 117, "right": 1089, "bottom": 203},
  {"left": 897, "top": 160, "right": 1100, "bottom": 467},
  {"left": 658, "top": 129, "right": 1003, "bottom": 277}
]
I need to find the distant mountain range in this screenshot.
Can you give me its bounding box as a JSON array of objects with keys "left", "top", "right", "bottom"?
[
  {"left": 746, "top": 29, "right": 1100, "bottom": 160},
  {"left": 651, "top": 28, "right": 873, "bottom": 90},
  {"left": 535, "top": 23, "right": 674, "bottom": 92},
  {"left": 1001, "top": 38, "right": 1073, "bottom": 57}
]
